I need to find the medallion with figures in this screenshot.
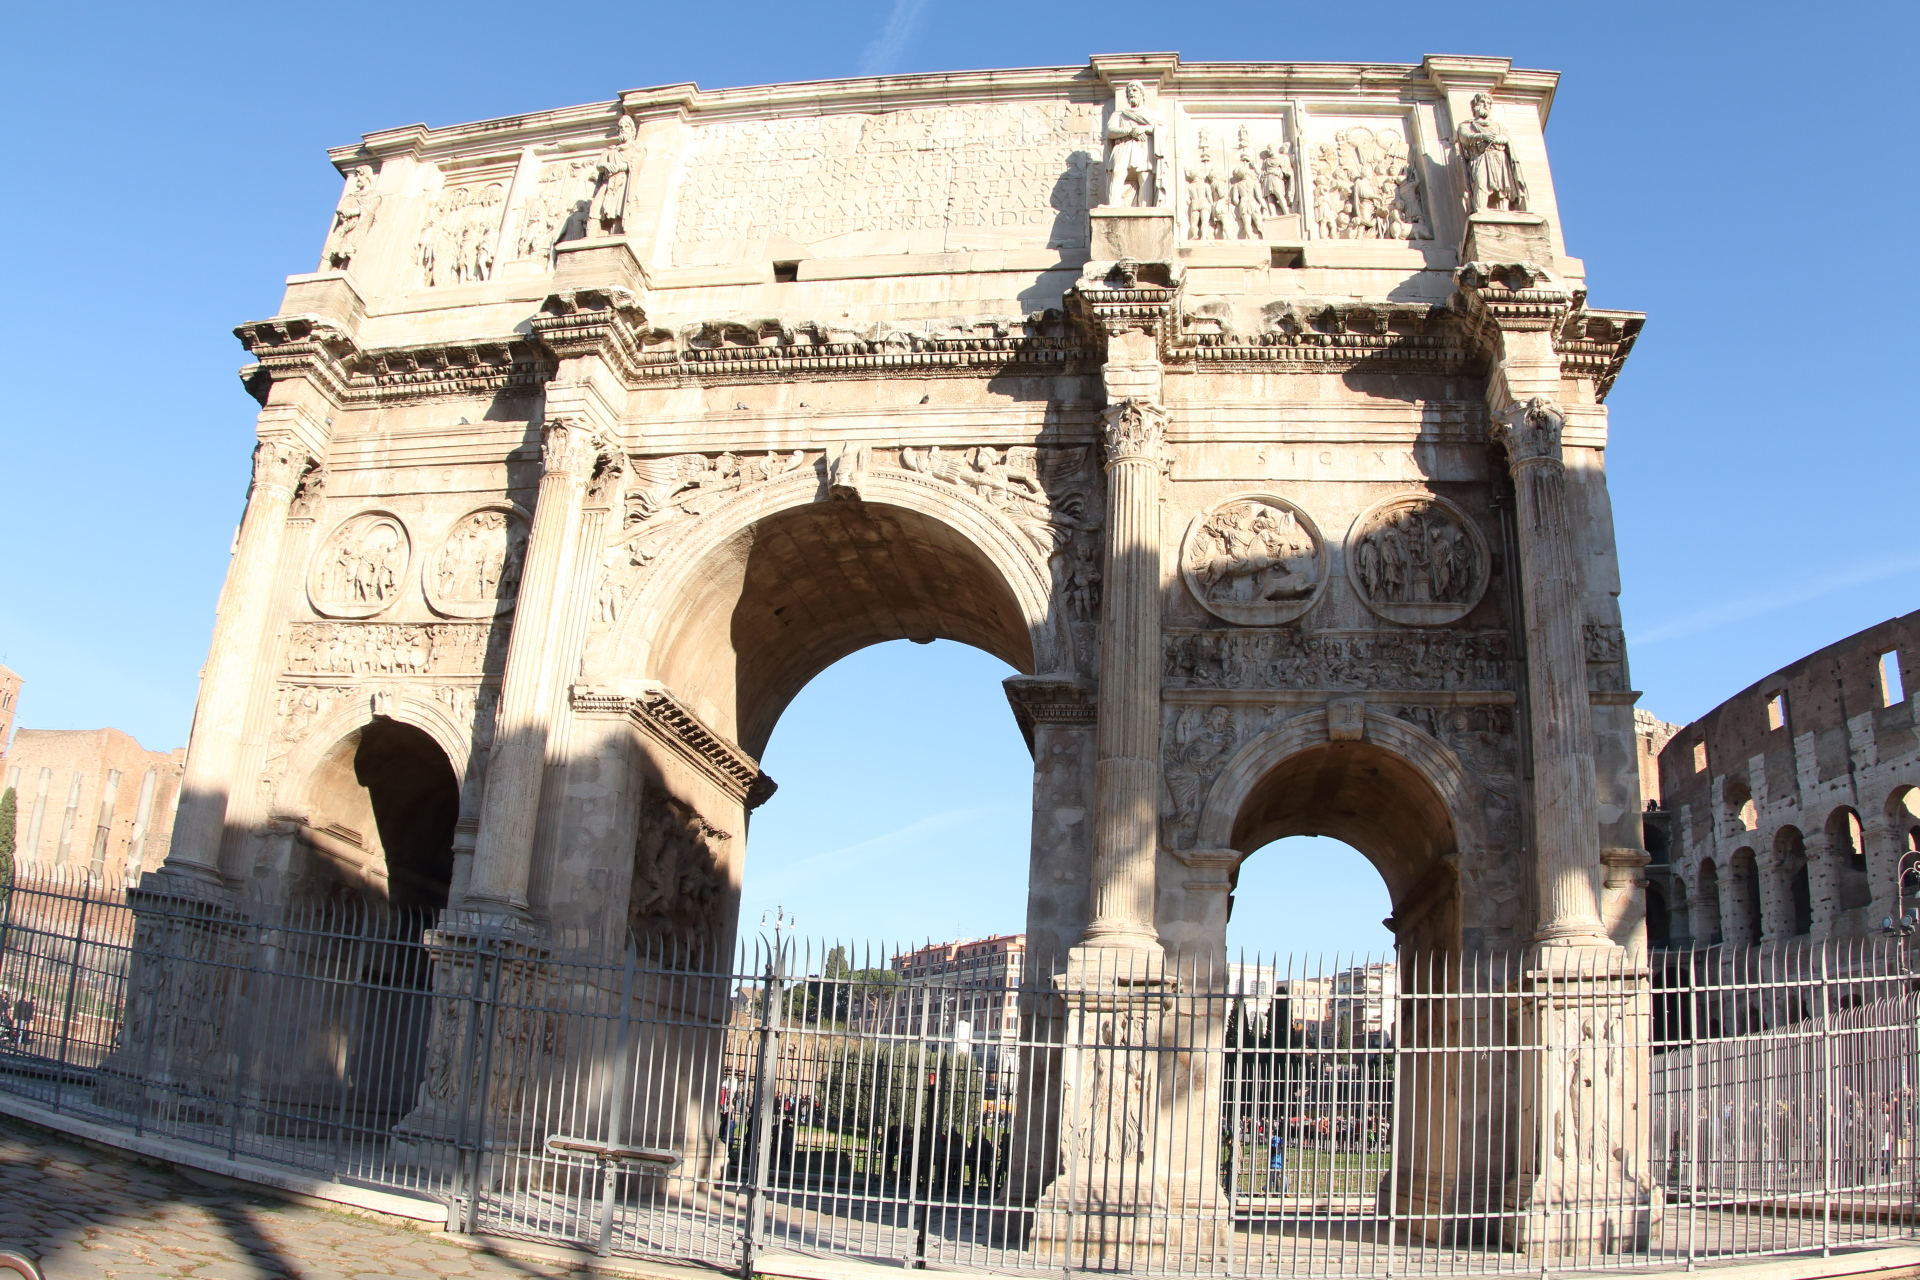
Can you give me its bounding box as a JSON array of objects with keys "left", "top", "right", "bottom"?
[
  {"left": 1180, "top": 494, "right": 1326, "bottom": 625},
  {"left": 425, "top": 506, "right": 530, "bottom": 618},
  {"left": 1345, "top": 494, "right": 1490, "bottom": 626},
  {"left": 308, "top": 511, "right": 410, "bottom": 619}
]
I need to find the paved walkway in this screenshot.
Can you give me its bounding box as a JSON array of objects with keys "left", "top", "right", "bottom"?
[{"left": 0, "top": 1114, "right": 653, "bottom": 1280}]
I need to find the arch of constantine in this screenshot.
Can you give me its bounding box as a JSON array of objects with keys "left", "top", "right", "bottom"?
[
  {"left": 163, "top": 50, "right": 1646, "bottom": 967},
  {"left": 98, "top": 51, "right": 1730, "bottom": 1268}
]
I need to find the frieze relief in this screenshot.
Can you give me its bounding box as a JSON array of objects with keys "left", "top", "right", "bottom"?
[
  {"left": 309, "top": 512, "right": 410, "bottom": 620},
  {"left": 1584, "top": 622, "right": 1628, "bottom": 692},
  {"left": 415, "top": 180, "right": 508, "bottom": 288},
  {"left": 1307, "top": 122, "right": 1431, "bottom": 242},
  {"left": 425, "top": 507, "right": 529, "bottom": 618},
  {"left": 1181, "top": 495, "right": 1326, "bottom": 626},
  {"left": 1182, "top": 124, "right": 1298, "bottom": 242},
  {"left": 287, "top": 622, "right": 507, "bottom": 677},
  {"left": 1165, "top": 627, "right": 1513, "bottom": 692},
  {"left": 1346, "top": 495, "right": 1490, "bottom": 626}
]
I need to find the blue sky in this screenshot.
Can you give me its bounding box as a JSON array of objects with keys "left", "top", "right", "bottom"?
[{"left": 1, "top": 0, "right": 1913, "bottom": 956}]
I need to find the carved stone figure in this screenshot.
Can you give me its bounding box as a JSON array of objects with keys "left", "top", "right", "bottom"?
[
  {"left": 321, "top": 167, "right": 379, "bottom": 271},
  {"left": 310, "top": 513, "right": 410, "bottom": 618},
  {"left": 1163, "top": 704, "right": 1235, "bottom": 846},
  {"left": 1227, "top": 164, "right": 1262, "bottom": 239},
  {"left": 1454, "top": 92, "right": 1528, "bottom": 214},
  {"left": 1181, "top": 496, "right": 1325, "bottom": 625},
  {"left": 1103, "top": 81, "right": 1163, "bottom": 208},
  {"left": 1346, "top": 494, "right": 1489, "bottom": 626},
  {"left": 589, "top": 116, "right": 638, "bottom": 237},
  {"left": 1258, "top": 145, "right": 1294, "bottom": 216},
  {"left": 827, "top": 440, "right": 870, "bottom": 500}
]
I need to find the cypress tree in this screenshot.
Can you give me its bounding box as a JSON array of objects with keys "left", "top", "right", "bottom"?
[{"left": 0, "top": 786, "right": 14, "bottom": 888}]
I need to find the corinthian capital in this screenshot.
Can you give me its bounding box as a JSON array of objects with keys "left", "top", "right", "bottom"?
[
  {"left": 1101, "top": 398, "right": 1170, "bottom": 469},
  {"left": 541, "top": 419, "right": 609, "bottom": 480},
  {"left": 251, "top": 436, "right": 312, "bottom": 494},
  {"left": 1491, "top": 396, "right": 1564, "bottom": 469}
]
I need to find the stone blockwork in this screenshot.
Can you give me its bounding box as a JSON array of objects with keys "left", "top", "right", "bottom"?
[
  {"left": 1652, "top": 611, "right": 1920, "bottom": 947},
  {"left": 3, "top": 729, "right": 184, "bottom": 886}
]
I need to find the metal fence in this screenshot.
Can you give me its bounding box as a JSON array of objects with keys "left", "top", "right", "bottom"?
[{"left": 0, "top": 870, "right": 1915, "bottom": 1276}]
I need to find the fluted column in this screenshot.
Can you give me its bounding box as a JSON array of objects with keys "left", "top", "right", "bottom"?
[
  {"left": 1082, "top": 399, "right": 1166, "bottom": 952},
  {"left": 465, "top": 421, "right": 604, "bottom": 919},
  {"left": 166, "top": 436, "right": 313, "bottom": 890},
  {"left": 1492, "top": 397, "right": 1610, "bottom": 946}
]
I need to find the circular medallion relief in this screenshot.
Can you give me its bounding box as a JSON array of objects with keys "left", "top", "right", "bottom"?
[
  {"left": 1345, "top": 494, "right": 1490, "bottom": 626},
  {"left": 424, "top": 506, "right": 530, "bottom": 618},
  {"left": 309, "top": 511, "right": 410, "bottom": 619},
  {"left": 1180, "top": 494, "right": 1327, "bottom": 625}
]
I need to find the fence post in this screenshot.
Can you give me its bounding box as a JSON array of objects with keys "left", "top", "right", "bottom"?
[
  {"left": 594, "top": 942, "right": 639, "bottom": 1258},
  {"left": 448, "top": 932, "right": 494, "bottom": 1234},
  {"left": 1820, "top": 942, "right": 1835, "bottom": 1257},
  {"left": 740, "top": 940, "right": 786, "bottom": 1280},
  {"left": 52, "top": 890, "right": 90, "bottom": 1111}
]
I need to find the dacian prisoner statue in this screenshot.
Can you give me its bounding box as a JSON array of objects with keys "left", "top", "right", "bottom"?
[{"left": 131, "top": 52, "right": 1652, "bottom": 1263}]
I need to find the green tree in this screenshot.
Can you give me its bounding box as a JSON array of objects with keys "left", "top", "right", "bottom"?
[{"left": 0, "top": 786, "right": 14, "bottom": 891}]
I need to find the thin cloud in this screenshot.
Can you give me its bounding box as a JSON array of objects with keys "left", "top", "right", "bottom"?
[
  {"left": 751, "top": 806, "right": 1008, "bottom": 889},
  {"left": 1630, "top": 552, "right": 1920, "bottom": 646},
  {"left": 856, "top": 0, "right": 930, "bottom": 77}
]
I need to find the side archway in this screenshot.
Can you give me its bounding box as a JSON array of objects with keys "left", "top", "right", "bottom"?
[{"left": 1184, "top": 707, "right": 1484, "bottom": 957}]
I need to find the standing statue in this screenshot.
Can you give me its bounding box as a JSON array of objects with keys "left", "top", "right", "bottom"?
[
  {"left": 589, "top": 115, "right": 639, "bottom": 236},
  {"left": 1258, "top": 146, "right": 1293, "bottom": 217},
  {"left": 1454, "top": 92, "right": 1529, "bottom": 213},
  {"left": 321, "top": 167, "right": 379, "bottom": 271},
  {"left": 1103, "top": 81, "right": 1163, "bottom": 207}
]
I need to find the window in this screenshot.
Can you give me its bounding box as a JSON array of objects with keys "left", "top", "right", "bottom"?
[
  {"left": 772, "top": 260, "right": 800, "bottom": 283},
  {"left": 1693, "top": 740, "right": 1708, "bottom": 772},
  {"left": 1880, "top": 650, "right": 1904, "bottom": 706},
  {"left": 1766, "top": 691, "right": 1788, "bottom": 732}
]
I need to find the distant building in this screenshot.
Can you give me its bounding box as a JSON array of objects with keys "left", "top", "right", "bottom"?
[
  {"left": 0, "top": 667, "right": 19, "bottom": 752},
  {"left": 1329, "top": 962, "right": 1398, "bottom": 1040},
  {"left": 2, "top": 729, "right": 185, "bottom": 885},
  {"left": 886, "top": 935, "right": 1026, "bottom": 1093}
]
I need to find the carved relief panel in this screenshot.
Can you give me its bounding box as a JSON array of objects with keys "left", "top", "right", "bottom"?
[
  {"left": 629, "top": 784, "right": 732, "bottom": 959},
  {"left": 425, "top": 506, "right": 530, "bottom": 618},
  {"left": 1175, "top": 110, "right": 1302, "bottom": 243},
  {"left": 414, "top": 169, "right": 513, "bottom": 289},
  {"left": 1301, "top": 113, "right": 1433, "bottom": 242},
  {"left": 309, "top": 512, "right": 410, "bottom": 619},
  {"left": 1345, "top": 494, "right": 1490, "bottom": 626},
  {"left": 1180, "top": 494, "right": 1326, "bottom": 625}
]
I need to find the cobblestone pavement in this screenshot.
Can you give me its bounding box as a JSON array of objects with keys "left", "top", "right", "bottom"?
[{"left": 0, "top": 1114, "right": 639, "bottom": 1280}]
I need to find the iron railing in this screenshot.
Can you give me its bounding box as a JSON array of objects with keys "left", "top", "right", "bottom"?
[{"left": 0, "top": 870, "right": 1915, "bottom": 1276}]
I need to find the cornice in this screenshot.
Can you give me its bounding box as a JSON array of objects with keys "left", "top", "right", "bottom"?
[
  {"left": 1003, "top": 674, "right": 1096, "bottom": 753},
  {"left": 1167, "top": 301, "right": 1477, "bottom": 376},
  {"left": 234, "top": 315, "right": 358, "bottom": 408},
  {"left": 529, "top": 287, "right": 655, "bottom": 381},
  {"left": 1555, "top": 308, "right": 1644, "bottom": 404},
  {"left": 571, "top": 683, "right": 774, "bottom": 808}
]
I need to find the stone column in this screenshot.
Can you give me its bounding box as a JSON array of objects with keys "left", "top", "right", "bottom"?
[
  {"left": 1720, "top": 865, "right": 1756, "bottom": 949},
  {"left": 1689, "top": 878, "right": 1720, "bottom": 946},
  {"left": 166, "top": 436, "right": 313, "bottom": 892},
  {"left": 464, "top": 421, "right": 605, "bottom": 920},
  {"left": 1491, "top": 397, "right": 1610, "bottom": 946},
  {"left": 1757, "top": 852, "right": 1791, "bottom": 943},
  {"left": 1083, "top": 398, "right": 1167, "bottom": 954}
]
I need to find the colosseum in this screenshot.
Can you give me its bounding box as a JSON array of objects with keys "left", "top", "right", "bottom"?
[{"left": 1647, "top": 611, "right": 1920, "bottom": 948}]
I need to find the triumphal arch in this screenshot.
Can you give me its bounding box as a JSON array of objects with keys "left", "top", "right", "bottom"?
[{"left": 142, "top": 51, "right": 1652, "bottom": 1254}]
